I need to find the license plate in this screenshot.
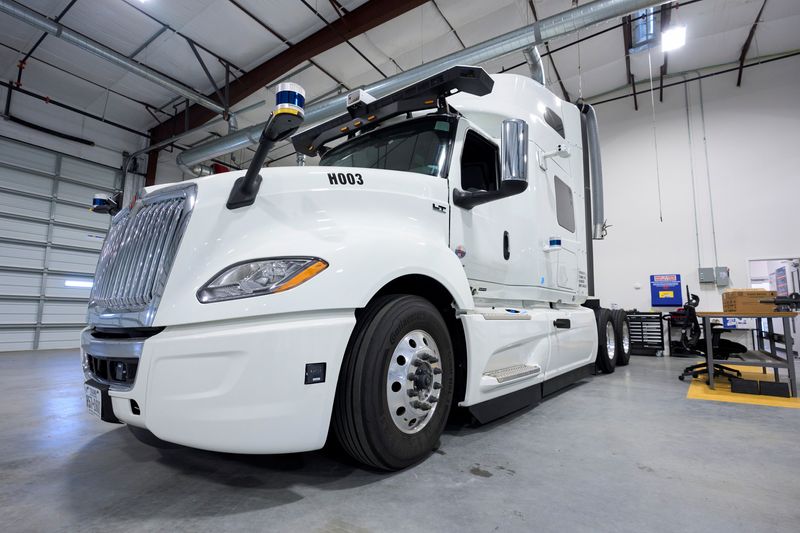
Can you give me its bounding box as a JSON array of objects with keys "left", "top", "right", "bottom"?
[{"left": 85, "top": 384, "right": 102, "bottom": 418}]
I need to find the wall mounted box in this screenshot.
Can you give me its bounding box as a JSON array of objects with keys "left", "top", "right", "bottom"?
[
  {"left": 650, "top": 274, "right": 682, "bottom": 307},
  {"left": 714, "top": 266, "right": 730, "bottom": 287},
  {"left": 698, "top": 267, "right": 715, "bottom": 283}
]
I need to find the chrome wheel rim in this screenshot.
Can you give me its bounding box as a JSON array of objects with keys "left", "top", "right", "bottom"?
[
  {"left": 386, "top": 329, "right": 442, "bottom": 434},
  {"left": 622, "top": 322, "right": 630, "bottom": 354},
  {"left": 606, "top": 321, "right": 616, "bottom": 358}
]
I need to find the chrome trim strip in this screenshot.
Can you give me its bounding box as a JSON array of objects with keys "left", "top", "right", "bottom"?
[{"left": 81, "top": 329, "right": 144, "bottom": 360}]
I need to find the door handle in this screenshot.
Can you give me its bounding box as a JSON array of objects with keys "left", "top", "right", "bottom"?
[
  {"left": 503, "top": 231, "right": 510, "bottom": 260},
  {"left": 553, "top": 318, "right": 571, "bottom": 329}
]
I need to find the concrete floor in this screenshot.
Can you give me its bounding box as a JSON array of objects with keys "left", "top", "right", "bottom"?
[{"left": 1, "top": 350, "right": 799, "bottom": 533}]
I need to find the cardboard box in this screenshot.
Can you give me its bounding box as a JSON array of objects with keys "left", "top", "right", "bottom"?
[{"left": 722, "top": 289, "right": 777, "bottom": 313}]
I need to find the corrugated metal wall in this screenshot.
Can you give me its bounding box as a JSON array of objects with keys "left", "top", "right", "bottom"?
[{"left": 0, "top": 135, "right": 121, "bottom": 351}]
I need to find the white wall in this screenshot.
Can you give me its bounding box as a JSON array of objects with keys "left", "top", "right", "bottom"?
[{"left": 592, "top": 55, "right": 800, "bottom": 313}]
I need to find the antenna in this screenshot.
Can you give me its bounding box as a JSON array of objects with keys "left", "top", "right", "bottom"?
[{"left": 226, "top": 83, "right": 305, "bottom": 209}]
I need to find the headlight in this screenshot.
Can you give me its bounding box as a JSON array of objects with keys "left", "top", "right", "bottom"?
[{"left": 197, "top": 257, "right": 328, "bottom": 303}]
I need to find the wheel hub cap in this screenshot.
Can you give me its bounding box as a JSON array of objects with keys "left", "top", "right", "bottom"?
[
  {"left": 622, "top": 322, "right": 630, "bottom": 353},
  {"left": 606, "top": 321, "right": 616, "bottom": 358},
  {"left": 386, "top": 329, "right": 442, "bottom": 434}
]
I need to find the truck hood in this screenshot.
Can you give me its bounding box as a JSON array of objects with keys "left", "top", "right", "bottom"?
[{"left": 146, "top": 166, "right": 460, "bottom": 326}]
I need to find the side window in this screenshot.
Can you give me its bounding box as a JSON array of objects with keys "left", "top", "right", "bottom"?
[
  {"left": 460, "top": 131, "right": 499, "bottom": 192},
  {"left": 554, "top": 176, "right": 575, "bottom": 232}
]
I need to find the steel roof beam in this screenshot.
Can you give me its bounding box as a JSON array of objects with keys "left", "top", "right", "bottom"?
[
  {"left": 0, "top": 0, "right": 226, "bottom": 116},
  {"left": 622, "top": 15, "right": 639, "bottom": 110},
  {"left": 150, "top": 0, "right": 427, "bottom": 145},
  {"left": 527, "top": 0, "right": 571, "bottom": 102},
  {"left": 736, "top": 0, "right": 768, "bottom": 86},
  {"left": 298, "top": 0, "right": 388, "bottom": 79},
  {"left": 226, "top": 1, "right": 350, "bottom": 92}
]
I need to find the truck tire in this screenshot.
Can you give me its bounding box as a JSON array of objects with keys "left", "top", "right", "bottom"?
[
  {"left": 612, "top": 310, "right": 631, "bottom": 366},
  {"left": 332, "top": 295, "right": 454, "bottom": 471},
  {"left": 595, "top": 308, "right": 617, "bottom": 373}
]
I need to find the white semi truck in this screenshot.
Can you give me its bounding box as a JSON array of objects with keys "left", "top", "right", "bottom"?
[{"left": 82, "top": 66, "right": 630, "bottom": 470}]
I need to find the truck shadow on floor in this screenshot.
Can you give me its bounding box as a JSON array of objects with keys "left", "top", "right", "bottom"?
[
  {"left": 64, "top": 380, "right": 588, "bottom": 522},
  {"left": 64, "top": 426, "right": 388, "bottom": 521}
]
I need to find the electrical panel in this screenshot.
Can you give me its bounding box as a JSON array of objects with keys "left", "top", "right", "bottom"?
[
  {"left": 698, "top": 267, "right": 715, "bottom": 283},
  {"left": 714, "top": 266, "right": 730, "bottom": 287}
]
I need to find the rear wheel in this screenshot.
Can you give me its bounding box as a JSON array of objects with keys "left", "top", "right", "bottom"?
[
  {"left": 595, "top": 308, "right": 617, "bottom": 373},
  {"left": 333, "top": 295, "right": 454, "bottom": 470},
  {"left": 612, "top": 310, "right": 631, "bottom": 366}
]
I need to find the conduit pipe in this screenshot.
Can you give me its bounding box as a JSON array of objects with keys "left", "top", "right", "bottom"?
[
  {"left": 178, "top": 0, "right": 671, "bottom": 172},
  {"left": 0, "top": 0, "right": 226, "bottom": 116}
]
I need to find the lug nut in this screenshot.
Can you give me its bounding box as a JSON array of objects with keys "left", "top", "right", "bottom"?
[
  {"left": 407, "top": 372, "right": 416, "bottom": 380},
  {"left": 429, "top": 396, "right": 439, "bottom": 404},
  {"left": 433, "top": 368, "right": 442, "bottom": 375},
  {"left": 411, "top": 399, "right": 432, "bottom": 410},
  {"left": 407, "top": 390, "right": 418, "bottom": 397},
  {"left": 433, "top": 382, "right": 442, "bottom": 389}
]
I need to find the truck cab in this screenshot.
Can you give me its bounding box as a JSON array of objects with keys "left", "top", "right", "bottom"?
[{"left": 82, "top": 66, "right": 615, "bottom": 470}]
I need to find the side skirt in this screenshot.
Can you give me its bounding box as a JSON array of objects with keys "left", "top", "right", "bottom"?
[{"left": 467, "top": 362, "right": 594, "bottom": 424}]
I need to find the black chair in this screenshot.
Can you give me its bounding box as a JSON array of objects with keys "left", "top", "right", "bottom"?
[{"left": 675, "top": 287, "right": 746, "bottom": 382}]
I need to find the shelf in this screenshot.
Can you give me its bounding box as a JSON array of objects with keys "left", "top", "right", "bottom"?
[{"left": 712, "top": 350, "right": 790, "bottom": 368}]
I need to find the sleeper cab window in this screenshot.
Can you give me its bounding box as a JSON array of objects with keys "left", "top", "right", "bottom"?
[
  {"left": 554, "top": 176, "right": 575, "bottom": 232},
  {"left": 544, "top": 107, "right": 565, "bottom": 138},
  {"left": 460, "top": 130, "right": 499, "bottom": 192}
]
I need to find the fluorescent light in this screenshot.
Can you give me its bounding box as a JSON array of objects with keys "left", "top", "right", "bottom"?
[
  {"left": 65, "top": 280, "right": 94, "bottom": 288},
  {"left": 662, "top": 26, "right": 686, "bottom": 52}
]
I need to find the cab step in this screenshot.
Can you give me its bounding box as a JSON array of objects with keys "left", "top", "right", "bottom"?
[{"left": 483, "top": 364, "right": 541, "bottom": 383}]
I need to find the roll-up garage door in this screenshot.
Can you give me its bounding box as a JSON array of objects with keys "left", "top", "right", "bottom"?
[{"left": 0, "top": 136, "right": 121, "bottom": 351}]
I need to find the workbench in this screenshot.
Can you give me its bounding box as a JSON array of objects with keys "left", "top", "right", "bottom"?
[{"left": 696, "top": 311, "right": 798, "bottom": 397}]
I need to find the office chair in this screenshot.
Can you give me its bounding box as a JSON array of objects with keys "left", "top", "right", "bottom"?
[{"left": 675, "top": 287, "right": 746, "bottom": 382}]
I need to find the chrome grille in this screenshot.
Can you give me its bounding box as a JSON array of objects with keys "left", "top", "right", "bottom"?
[{"left": 89, "top": 184, "right": 195, "bottom": 322}]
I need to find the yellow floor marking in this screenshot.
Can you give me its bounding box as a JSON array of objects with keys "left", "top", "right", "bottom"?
[{"left": 686, "top": 364, "right": 800, "bottom": 409}]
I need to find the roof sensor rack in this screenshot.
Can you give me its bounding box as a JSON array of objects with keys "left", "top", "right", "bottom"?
[{"left": 292, "top": 65, "right": 494, "bottom": 157}]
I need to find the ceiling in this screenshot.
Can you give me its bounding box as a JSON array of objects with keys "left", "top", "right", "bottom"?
[{"left": 1, "top": 0, "right": 798, "bottom": 168}]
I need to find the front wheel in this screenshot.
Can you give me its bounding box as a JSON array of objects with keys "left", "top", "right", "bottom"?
[{"left": 332, "top": 295, "right": 454, "bottom": 470}]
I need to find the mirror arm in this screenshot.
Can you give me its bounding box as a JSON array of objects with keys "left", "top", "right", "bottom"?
[{"left": 453, "top": 180, "right": 528, "bottom": 210}]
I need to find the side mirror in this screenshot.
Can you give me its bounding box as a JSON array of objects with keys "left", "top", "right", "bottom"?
[
  {"left": 453, "top": 119, "right": 529, "bottom": 210},
  {"left": 500, "top": 118, "right": 528, "bottom": 182}
]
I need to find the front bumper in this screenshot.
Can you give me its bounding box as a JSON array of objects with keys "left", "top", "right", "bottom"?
[{"left": 81, "top": 310, "right": 355, "bottom": 454}]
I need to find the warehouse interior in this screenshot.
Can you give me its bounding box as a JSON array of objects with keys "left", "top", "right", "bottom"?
[{"left": 1, "top": 1, "right": 799, "bottom": 531}]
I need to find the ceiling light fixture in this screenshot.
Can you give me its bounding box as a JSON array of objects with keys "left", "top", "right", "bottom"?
[{"left": 661, "top": 26, "right": 686, "bottom": 52}]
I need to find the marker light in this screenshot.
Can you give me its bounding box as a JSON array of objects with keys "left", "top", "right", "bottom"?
[
  {"left": 197, "top": 257, "right": 327, "bottom": 303},
  {"left": 661, "top": 26, "right": 686, "bottom": 52}
]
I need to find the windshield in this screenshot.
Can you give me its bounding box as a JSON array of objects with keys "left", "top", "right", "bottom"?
[{"left": 319, "top": 116, "right": 455, "bottom": 177}]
